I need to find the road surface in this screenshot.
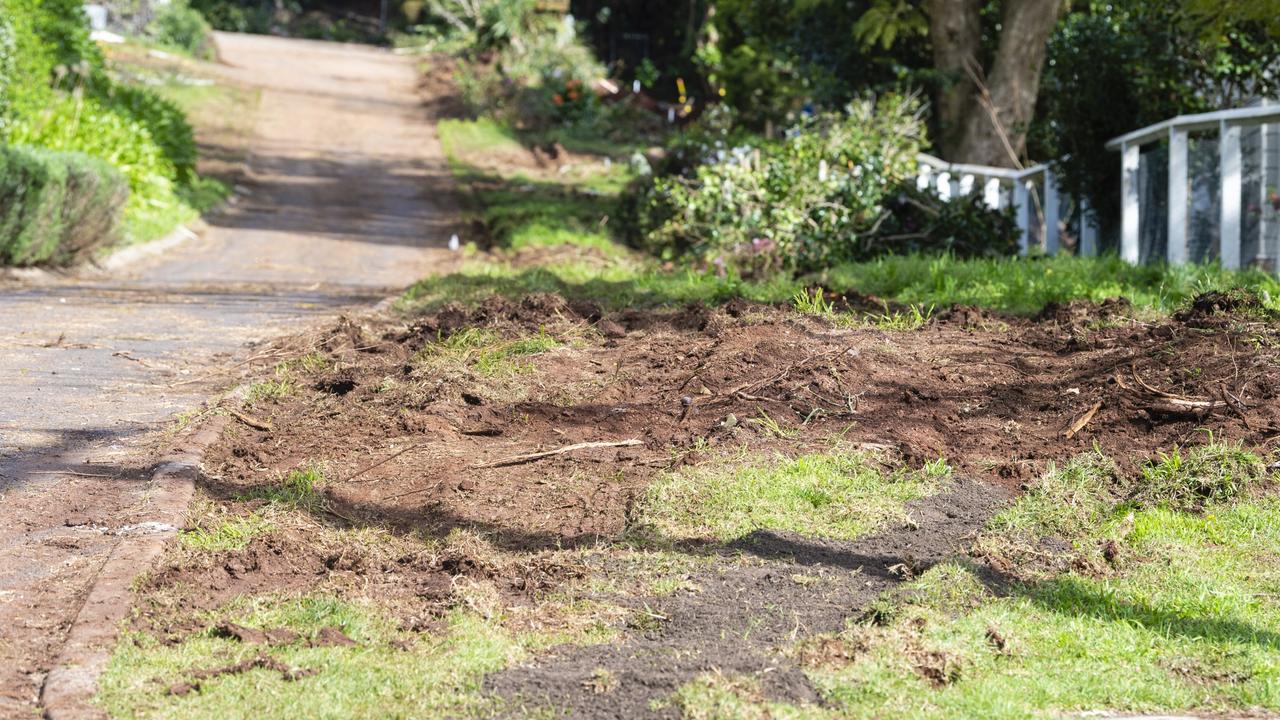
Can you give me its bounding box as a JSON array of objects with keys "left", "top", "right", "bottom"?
[{"left": 0, "top": 32, "right": 454, "bottom": 714}]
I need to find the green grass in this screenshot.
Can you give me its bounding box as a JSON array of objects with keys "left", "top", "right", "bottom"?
[
  {"left": 179, "top": 512, "right": 273, "bottom": 552},
  {"left": 245, "top": 465, "right": 326, "bottom": 512},
  {"left": 416, "top": 327, "right": 562, "bottom": 378},
  {"left": 438, "top": 118, "right": 523, "bottom": 162},
  {"left": 1137, "top": 440, "right": 1271, "bottom": 511},
  {"left": 98, "top": 597, "right": 537, "bottom": 719},
  {"left": 798, "top": 494, "right": 1280, "bottom": 718},
  {"left": 635, "top": 450, "right": 951, "bottom": 543},
  {"left": 402, "top": 251, "right": 1280, "bottom": 320},
  {"left": 666, "top": 448, "right": 1280, "bottom": 719}
]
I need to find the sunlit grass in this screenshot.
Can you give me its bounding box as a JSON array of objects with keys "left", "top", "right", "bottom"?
[{"left": 635, "top": 450, "right": 951, "bottom": 543}]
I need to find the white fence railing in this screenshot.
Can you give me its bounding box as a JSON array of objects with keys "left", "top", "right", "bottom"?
[
  {"left": 915, "top": 153, "right": 1097, "bottom": 257},
  {"left": 1106, "top": 103, "right": 1280, "bottom": 269}
]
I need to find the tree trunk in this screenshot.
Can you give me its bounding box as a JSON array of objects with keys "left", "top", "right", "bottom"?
[
  {"left": 926, "top": 0, "right": 983, "bottom": 160},
  {"left": 954, "top": 0, "right": 1062, "bottom": 167}
]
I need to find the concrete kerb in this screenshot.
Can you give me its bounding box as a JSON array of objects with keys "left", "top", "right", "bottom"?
[
  {"left": 38, "top": 400, "right": 237, "bottom": 720},
  {"left": 37, "top": 289, "right": 413, "bottom": 719}
]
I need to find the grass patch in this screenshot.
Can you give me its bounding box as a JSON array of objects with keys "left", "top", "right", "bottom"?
[
  {"left": 245, "top": 465, "right": 326, "bottom": 512},
  {"left": 1137, "top": 440, "right": 1271, "bottom": 511},
  {"left": 635, "top": 450, "right": 951, "bottom": 543},
  {"left": 98, "top": 598, "right": 534, "bottom": 719},
  {"left": 798, "top": 492, "right": 1280, "bottom": 718},
  {"left": 179, "top": 512, "right": 273, "bottom": 553},
  {"left": 416, "top": 327, "right": 562, "bottom": 379},
  {"left": 438, "top": 118, "right": 523, "bottom": 162}
]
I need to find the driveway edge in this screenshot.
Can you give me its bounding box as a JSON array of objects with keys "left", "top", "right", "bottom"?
[{"left": 38, "top": 410, "right": 231, "bottom": 720}]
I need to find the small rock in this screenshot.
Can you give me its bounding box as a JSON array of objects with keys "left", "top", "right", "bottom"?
[
  {"left": 457, "top": 478, "right": 477, "bottom": 492},
  {"left": 167, "top": 682, "right": 198, "bottom": 696}
]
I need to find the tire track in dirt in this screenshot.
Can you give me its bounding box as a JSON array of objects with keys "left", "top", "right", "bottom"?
[{"left": 484, "top": 480, "right": 1010, "bottom": 718}]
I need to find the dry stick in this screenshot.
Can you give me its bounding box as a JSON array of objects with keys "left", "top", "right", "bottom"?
[
  {"left": 29, "top": 470, "right": 116, "bottom": 478},
  {"left": 344, "top": 443, "right": 424, "bottom": 484},
  {"left": 471, "top": 439, "right": 642, "bottom": 469},
  {"left": 1064, "top": 401, "right": 1102, "bottom": 439},
  {"left": 227, "top": 408, "right": 272, "bottom": 431},
  {"left": 1129, "top": 366, "right": 1225, "bottom": 408}
]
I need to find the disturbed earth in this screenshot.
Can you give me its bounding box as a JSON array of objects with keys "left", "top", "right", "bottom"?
[{"left": 130, "top": 289, "right": 1280, "bottom": 716}]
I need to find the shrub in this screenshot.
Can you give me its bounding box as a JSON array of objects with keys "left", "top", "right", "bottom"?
[
  {"left": 626, "top": 95, "right": 928, "bottom": 271},
  {"left": 0, "top": 145, "right": 128, "bottom": 265},
  {"left": 188, "top": 0, "right": 272, "bottom": 34},
  {"left": 147, "top": 0, "right": 216, "bottom": 59},
  {"left": 91, "top": 82, "right": 198, "bottom": 182}
]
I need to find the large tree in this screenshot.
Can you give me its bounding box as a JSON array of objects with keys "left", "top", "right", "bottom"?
[{"left": 927, "top": 0, "right": 1063, "bottom": 166}]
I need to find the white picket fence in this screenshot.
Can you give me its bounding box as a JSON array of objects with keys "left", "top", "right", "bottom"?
[
  {"left": 914, "top": 153, "right": 1098, "bottom": 257},
  {"left": 1105, "top": 103, "right": 1280, "bottom": 270}
]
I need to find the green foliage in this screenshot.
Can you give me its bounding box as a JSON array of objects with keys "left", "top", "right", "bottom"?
[
  {"left": 705, "top": 0, "right": 932, "bottom": 131},
  {"left": 0, "top": 0, "right": 210, "bottom": 258},
  {"left": 147, "top": 0, "right": 216, "bottom": 59},
  {"left": 0, "top": 14, "right": 16, "bottom": 135},
  {"left": 0, "top": 145, "right": 128, "bottom": 265},
  {"left": 628, "top": 95, "right": 938, "bottom": 271},
  {"left": 1033, "top": 3, "right": 1280, "bottom": 240},
  {"left": 188, "top": 0, "right": 272, "bottom": 34}
]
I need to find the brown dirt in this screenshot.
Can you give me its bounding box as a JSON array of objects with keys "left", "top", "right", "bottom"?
[
  {"left": 204, "top": 294, "right": 1280, "bottom": 546},
  {"left": 148, "top": 290, "right": 1280, "bottom": 715}
]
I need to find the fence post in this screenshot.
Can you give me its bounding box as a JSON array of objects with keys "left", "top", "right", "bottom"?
[
  {"left": 917, "top": 165, "right": 932, "bottom": 192},
  {"left": 1014, "top": 179, "right": 1031, "bottom": 255},
  {"left": 936, "top": 172, "right": 953, "bottom": 201},
  {"left": 1167, "top": 127, "right": 1190, "bottom": 265},
  {"left": 1079, "top": 200, "right": 1098, "bottom": 257},
  {"left": 1044, "top": 171, "right": 1061, "bottom": 256},
  {"left": 983, "top": 178, "right": 1001, "bottom": 210},
  {"left": 1121, "top": 142, "right": 1141, "bottom": 264},
  {"left": 1219, "top": 121, "right": 1242, "bottom": 270}
]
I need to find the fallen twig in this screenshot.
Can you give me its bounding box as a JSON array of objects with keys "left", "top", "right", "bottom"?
[
  {"left": 344, "top": 443, "right": 423, "bottom": 484},
  {"left": 1129, "top": 365, "right": 1222, "bottom": 407},
  {"left": 29, "top": 470, "right": 115, "bottom": 478},
  {"left": 471, "top": 439, "right": 642, "bottom": 469},
  {"left": 227, "top": 408, "right": 272, "bottom": 431},
  {"left": 1064, "top": 401, "right": 1102, "bottom": 439}
]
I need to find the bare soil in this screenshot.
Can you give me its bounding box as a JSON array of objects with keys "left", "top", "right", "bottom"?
[{"left": 151, "top": 290, "right": 1280, "bottom": 715}]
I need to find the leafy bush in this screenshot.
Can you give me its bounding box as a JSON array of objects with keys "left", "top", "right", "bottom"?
[
  {"left": 0, "top": 145, "right": 128, "bottom": 265},
  {"left": 188, "top": 0, "right": 272, "bottom": 34},
  {"left": 147, "top": 0, "right": 216, "bottom": 59},
  {"left": 626, "top": 95, "right": 934, "bottom": 271},
  {"left": 92, "top": 82, "right": 198, "bottom": 182},
  {"left": 0, "top": 0, "right": 209, "bottom": 255}
]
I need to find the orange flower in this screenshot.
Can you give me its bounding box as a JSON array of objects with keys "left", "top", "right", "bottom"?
[{"left": 553, "top": 94, "right": 564, "bottom": 106}]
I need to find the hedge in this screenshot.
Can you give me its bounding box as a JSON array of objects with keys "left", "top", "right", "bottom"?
[{"left": 0, "top": 145, "right": 128, "bottom": 265}]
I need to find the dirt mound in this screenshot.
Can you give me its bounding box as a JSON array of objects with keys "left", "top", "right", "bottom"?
[{"left": 202, "top": 296, "right": 1280, "bottom": 550}]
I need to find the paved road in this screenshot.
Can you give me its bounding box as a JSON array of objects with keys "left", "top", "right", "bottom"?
[{"left": 0, "top": 33, "right": 454, "bottom": 714}]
